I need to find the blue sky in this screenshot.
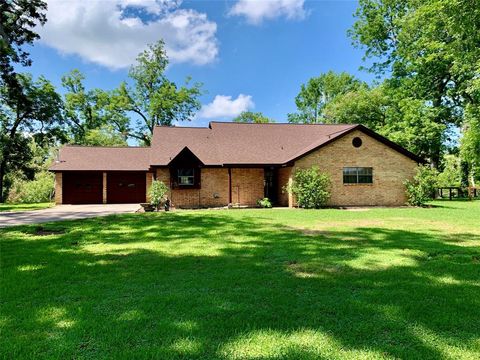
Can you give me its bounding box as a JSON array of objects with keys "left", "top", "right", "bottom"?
[{"left": 27, "top": 0, "right": 374, "bottom": 127}]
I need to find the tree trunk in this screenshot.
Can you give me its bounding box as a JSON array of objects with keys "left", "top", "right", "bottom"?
[{"left": 0, "top": 158, "right": 6, "bottom": 203}]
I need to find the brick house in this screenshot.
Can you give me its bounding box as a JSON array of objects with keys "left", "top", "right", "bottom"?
[{"left": 50, "top": 122, "right": 422, "bottom": 207}]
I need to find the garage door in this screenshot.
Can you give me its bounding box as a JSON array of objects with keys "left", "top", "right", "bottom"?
[
  {"left": 107, "top": 172, "right": 146, "bottom": 204},
  {"left": 63, "top": 172, "right": 103, "bottom": 204}
]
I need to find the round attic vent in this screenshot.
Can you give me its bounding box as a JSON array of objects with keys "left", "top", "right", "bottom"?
[{"left": 352, "top": 137, "right": 362, "bottom": 148}]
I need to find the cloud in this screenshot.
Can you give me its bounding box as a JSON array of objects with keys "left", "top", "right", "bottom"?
[
  {"left": 38, "top": 0, "right": 218, "bottom": 69},
  {"left": 198, "top": 94, "right": 254, "bottom": 119},
  {"left": 229, "top": 0, "right": 306, "bottom": 25}
]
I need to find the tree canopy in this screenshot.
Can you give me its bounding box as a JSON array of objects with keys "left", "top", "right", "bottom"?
[{"left": 233, "top": 111, "right": 274, "bottom": 123}]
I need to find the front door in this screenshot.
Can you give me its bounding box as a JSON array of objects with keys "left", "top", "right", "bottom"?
[{"left": 264, "top": 168, "right": 278, "bottom": 204}]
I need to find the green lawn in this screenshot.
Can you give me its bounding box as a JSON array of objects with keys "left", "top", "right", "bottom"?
[
  {"left": 0, "top": 202, "right": 53, "bottom": 212},
  {"left": 1, "top": 201, "right": 479, "bottom": 359}
]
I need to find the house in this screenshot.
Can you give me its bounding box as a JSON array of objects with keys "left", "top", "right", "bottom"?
[{"left": 49, "top": 122, "right": 423, "bottom": 207}]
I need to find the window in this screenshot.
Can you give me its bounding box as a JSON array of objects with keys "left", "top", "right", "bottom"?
[
  {"left": 178, "top": 168, "right": 194, "bottom": 186},
  {"left": 352, "top": 137, "right": 363, "bottom": 148},
  {"left": 343, "top": 167, "right": 373, "bottom": 184}
]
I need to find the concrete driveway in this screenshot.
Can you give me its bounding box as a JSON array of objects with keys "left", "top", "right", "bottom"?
[{"left": 0, "top": 204, "right": 140, "bottom": 228}]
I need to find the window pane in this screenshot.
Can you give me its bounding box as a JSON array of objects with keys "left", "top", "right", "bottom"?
[
  {"left": 343, "top": 175, "right": 358, "bottom": 184},
  {"left": 358, "top": 175, "right": 373, "bottom": 184},
  {"left": 343, "top": 168, "right": 357, "bottom": 175},
  {"left": 357, "top": 167, "right": 372, "bottom": 175},
  {"left": 178, "top": 168, "right": 194, "bottom": 177}
]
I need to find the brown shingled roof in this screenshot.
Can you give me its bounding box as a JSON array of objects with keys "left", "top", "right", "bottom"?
[
  {"left": 50, "top": 122, "right": 422, "bottom": 171},
  {"left": 49, "top": 146, "right": 151, "bottom": 171}
]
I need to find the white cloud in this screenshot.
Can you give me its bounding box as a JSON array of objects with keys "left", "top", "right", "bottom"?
[
  {"left": 229, "top": 0, "right": 306, "bottom": 25},
  {"left": 38, "top": 0, "right": 218, "bottom": 69},
  {"left": 198, "top": 94, "right": 254, "bottom": 119}
]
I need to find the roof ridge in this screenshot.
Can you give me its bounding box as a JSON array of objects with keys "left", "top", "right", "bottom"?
[
  {"left": 64, "top": 145, "right": 149, "bottom": 148},
  {"left": 209, "top": 121, "right": 360, "bottom": 126}
]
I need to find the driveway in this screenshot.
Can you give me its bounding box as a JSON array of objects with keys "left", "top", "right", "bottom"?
[{"left": 0, "top": 204, "right": 140, "bottom": 228}]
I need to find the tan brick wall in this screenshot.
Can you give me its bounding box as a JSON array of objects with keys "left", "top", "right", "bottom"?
[
  {"left": 102, "top": 172, "right": 107, "bottom": 204},
  {"left": 291, "top": 130, "right": 418, "bottom": 206},
  {"left": 54, "top": 172, "right": 62, "bottom": 205},
  {"left": 231, "top": 168, "right": 264, "bottom": 206},
  {"left": 155, "top": 168, "right": 230, "bottom": 208},
  {"left": 277, "top": 167, "right": 292, "bottom": 206},
  {"left": 146, "top": 172, "right": 153, "bottom": 202}
]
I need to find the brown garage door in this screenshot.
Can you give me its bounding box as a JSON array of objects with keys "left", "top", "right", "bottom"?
[
  {"left": 107, "top": 172, "right": 146, "bottom": 204},
  {"left": 63, "top": 171, "right": 103, "bottom": 204}
]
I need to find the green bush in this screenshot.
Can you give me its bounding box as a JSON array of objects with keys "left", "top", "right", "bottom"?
[
  {"left": 257, "top": 197, "right": 272, "bottom": 208},
  {"left": 287, "top": 166, "right": 331, "bottom": 209},
  {"left": 404, "top": 165, "right": 439, "bottom": 206},
  {"left": 7, "top": 172, "right": 54, "bottom": 204},
  {"left": 148, "top": 180, "right": 169, "bottom": 210}
]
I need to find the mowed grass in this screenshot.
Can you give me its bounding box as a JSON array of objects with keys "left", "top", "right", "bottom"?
[
  {"left": 1, "top": 201, "right": 479, "bottom": 359},
  {"left": 0, "top": 202, "right": 53, "bottom": 212}
]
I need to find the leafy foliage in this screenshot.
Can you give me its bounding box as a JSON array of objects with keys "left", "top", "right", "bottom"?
[
  {"left": 288, "top": 71, "right": 364, "bottom": 124},
  {"left": 256, "top": 197, "right": 272, "bottom": 208},
  {"left": 404, "top": 165, "right": 439, "bottom": 206},
  {"left": 0, "top": 74, "right": 63, "bottom": 201},
  {"left": 110, "top": 41, "right": 202, "bottom": 145},
  {"left": 0, "top": 0, "right": 47, "bottom": 99},
  {"left": 288, "top": 166, "right": 331, "bottom": 208},
  {"left": 148, "top": 180, "right": 169, "bottom": 211},
  {"left": 437, "top": 155, "right": 462, "bottom": 187},
  {"left": 233, "top": 111, "right": 274, "bottom": 123},
  {"left": 7, "top": 171, "right": 54, "bottom": 204}
]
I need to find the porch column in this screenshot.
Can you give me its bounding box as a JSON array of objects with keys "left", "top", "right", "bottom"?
[
  {"left": 288, "top": 175, "right": 294, "bottom": 208},
  {"left": 102, "top": 172, "right": 107, "bottom": 204},
  {"left": 146, "top": 172, "right": 153, "bottom": 202}
]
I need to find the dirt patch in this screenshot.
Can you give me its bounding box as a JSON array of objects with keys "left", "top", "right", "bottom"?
[{"left": 34, "top": 226, "right": 66, "bottom": 236}]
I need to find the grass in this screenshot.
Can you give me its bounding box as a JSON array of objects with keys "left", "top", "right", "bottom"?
[
  {"left": 1, "top": 200, "right": 479, "bottom": 359},
  {"left": 0, "top": 202, "right": 53, "bottom": 212}
]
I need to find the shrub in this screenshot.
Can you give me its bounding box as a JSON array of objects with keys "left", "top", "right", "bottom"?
[
  {"left": 287, "top": 166, "right": 331, "bottom": 209},
  {"left": 404, "top": 165, "right": 439, "bottom": 206},
  {"left": 257, "top": 197, "right": 272, "bottom": 208},
  {"left": 7, "top": 172, "right": 54, "bottom": 204},
  {"left": 148, "top": 180, "right": 169, "bottom": 210}
]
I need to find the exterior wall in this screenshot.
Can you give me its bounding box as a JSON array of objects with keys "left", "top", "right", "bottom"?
[
  {"left": 155, "top": 167, "right": 230, "bottom": 208},
  {"left": 231, "top": 168, "right": 264, "bottom": 206},
  {"left": 291, "top": 130, "right": 418, "bottom": 206},
  {"left": 54, "top": 172, "right": 62, "bottom": 205},
  {"left": 102, "top": 172, "right": 107, "bottom": 204},
  {"left": 277, "top": 167, "right": 292, "bottom": 206},
  {"left": 146, "top": 172, "right": 153, "bottom": 202}
]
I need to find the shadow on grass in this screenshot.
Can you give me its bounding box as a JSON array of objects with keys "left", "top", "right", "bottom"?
[{"left": 1, "top": 212, "right": 479, "bottom": 359}]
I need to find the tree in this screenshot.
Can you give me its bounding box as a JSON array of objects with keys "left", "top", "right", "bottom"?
[
  {"left": 288, "top": 71, "right": 364, "bottom": 124},
  {"left": 0, "top": 74, "right": 63, "bottom": 202},
  {"left": 350, "top": 0, "right": 480, "bottom": 167},
  {"left": 233, "top": 111, "right": 274, "bottom": 123},
  {"left": 110, "top": 41, "right": 202, "bottom": 145},
  {"left": 62, "top": 69, "right": 129, "bottom": 145},
  {"left": 0, "top": 0, "right": 47, "bottom": 99},
  {"left": 460, "top": 105, "right": 480, "bottom": 186}
]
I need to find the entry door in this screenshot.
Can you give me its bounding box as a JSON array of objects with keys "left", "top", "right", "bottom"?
[{"left": 264, "top": 168, "right": 278, "bottom": 204}]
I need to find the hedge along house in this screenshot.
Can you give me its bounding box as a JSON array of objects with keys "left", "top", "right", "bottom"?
[{"left": 50, "top": 122, "right": 423, "bottom": 207}]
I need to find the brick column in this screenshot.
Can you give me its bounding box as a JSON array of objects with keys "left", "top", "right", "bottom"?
[
  {"left": 54, "top": 172, "right": 62, "bottom": 205},
  {"left": 146, "top": 172, "right": 153, "bottom": 202},
  {"left": 102, "top": 172, "right": 107, "bottom": 204}
]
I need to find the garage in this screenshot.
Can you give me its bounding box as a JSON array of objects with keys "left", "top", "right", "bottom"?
[
  {"left": 107, "top": 172, "right": 146, "bottom": 204},
  {"left": 63, "top": 171, "right": 103, "bottom": 204}
]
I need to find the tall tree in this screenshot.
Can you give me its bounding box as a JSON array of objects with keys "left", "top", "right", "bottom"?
[
  {"left": 350, "top": 0, "right": 480, "bottom": 167},
  {"left": 0, "top": 0, "right": 47, "bottom": 99},
  {"left": 62, "top": 69, "right": 129, "bottom": 145},
  {"left": 0, "top": 74, "right": 63, "bottom": 202},
  {"left": 288, "top": 71, "right": 364, "bottom": 124},
  {"left": 233, "top": 111, "right": 274, "bottom": 123},
  {"left": 110, "top": 41, "right": 202, "bottom": 145}
]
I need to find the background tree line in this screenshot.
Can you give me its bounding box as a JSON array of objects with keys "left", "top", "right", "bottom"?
[
  {"left": 1, "top": 0, "right": 479, "bottom": 203},
  {"left": 288, "top": 0, "right": 480, "bottom": 187}
]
